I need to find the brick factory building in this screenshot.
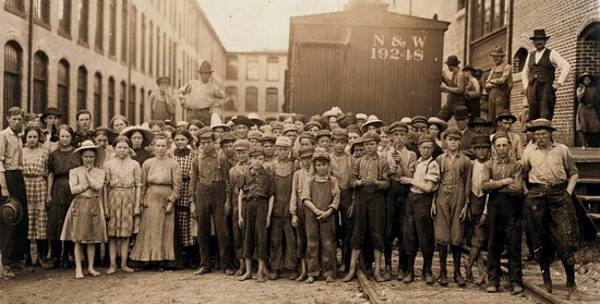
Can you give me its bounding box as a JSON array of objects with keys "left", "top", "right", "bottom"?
[{"left": 0, "top": 0, "right": 227, "bottom": 126}]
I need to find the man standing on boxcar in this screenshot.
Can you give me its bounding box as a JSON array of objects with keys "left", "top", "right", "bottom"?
[
  {"left": 438, "top": 55, "right": 466, "bottom": 122},
  {"left": 149, "top": 76, "right": 177, "bottom": 122},
  {"left": 179, "top": 61, "right": 228, "bottom": 126},
  {"left": 0, "top": 107, "right": 29, "bottom": 276},
  {"left": 484, "top": 47, "right": 513, "bottom": 121},
  {"left": 522, "top": 29, "right": 571, "bottom": 121},
  {"left": 521, "top": 119, "right": 581, "bottom": 300}
]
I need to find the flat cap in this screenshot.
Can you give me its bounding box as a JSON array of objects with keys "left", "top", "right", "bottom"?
[
  {"left": 361, "top": 131, "right": 381, "bottom": 143},
  {"left": 443, "top": 126, "right": 463, "bottom": 139},
  {"left": 270, "top": 121, "right": 284, "bottom": 131},
  {"left": 388, "top": 121, "right": 409, "bottom": 134},
  {"left": 198, "top": 127, "right": 214, "bottom": 139},
  {"left": 249, "top": 147, "right": 264, "bottom": 157},
  {"left": 312, "top": 151, "right": 331, "bottom": 162},
  {"left": 282, "top": 124, "right": 298, "bottom": 134},
  {"left": 400, "top": 117, "right": 413, "bottom": 125},
  {"left": 411, "top": 115, "right": 428, "bottom": 126},
  {"left": 220, "top": 132, "right": 237, "bottom": 144},
  {"left": 275, "top": 136, "right": 293, "bottom": 148},
  {"left": 233, "top": 139, "right": 251, "bottom": 151},
  {"left": 298, "top": 131, "right": 315, "bottom": 142},
  {"left": 315, "top": 129, "right": 332, "bottom": 139},
  {"left": 418, "top": 133, "right": 436, "bottom": 145},
  {"left": 355, "top": 113, "right": 368, "bottom": 121},
  {"left": 331, "top": 128, "right": 349, "bottom": 140},
  {"left": 471, "top": 134, "right": 492, "bottom": 148},
  {"left": 261, "top": 134, "right": 277, "bottom": 144},
  {"left": 248, "top": 130, "right": 263, "bottom": 141},
  {"left": 346, "top": 124, "right": 361, "bottom": 136},
  {"left": 491, "top": 132, "right": 511, "bottom": 144},
  {"left": 303, "top": 121, "right": 322, "bottom": 131},
  {"left": 298, "top": 146, "right": 315, "bottom": 159}
]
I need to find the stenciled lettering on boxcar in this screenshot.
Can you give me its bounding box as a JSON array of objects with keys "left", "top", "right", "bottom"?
[{"left": 370, "top": 34, "right": 425, "bottom": 61}]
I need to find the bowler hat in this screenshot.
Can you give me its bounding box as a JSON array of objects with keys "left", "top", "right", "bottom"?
[
  {"left": 495, "top": 110, "right": 517, "bottom": 123},
  {"left": 530, "top": 29, "right": 550, "bottom": 40},
  {"left": 471, "top": 135, "right": 491, "bottom": 148},
  {"left": 453, "top": 106, "right": 469, "bottom": 120},
  {"left": 445, "top": 55, "right": 461, "bottom": 66},
  {"left": 526, "top": 118, "right": 556, "bottom": 132},
  {"left": 490, "top": 46, "right": 505, "bottom": 57},
  {"left": 462, "top": 65, "right": 475, "bottom": 72},
  {"left": 0, "top": 197, "right": 23, "bottom": 226},
  {"left": 41, "top": 107, "right": 62, "bottom": 121},
  {"left": 198, "top": 61, "right": 214, "bottom": 73}
]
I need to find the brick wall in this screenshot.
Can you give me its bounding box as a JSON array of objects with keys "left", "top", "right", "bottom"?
[{"left": 510, "top": 0, "right": 600, "bottom": 145}]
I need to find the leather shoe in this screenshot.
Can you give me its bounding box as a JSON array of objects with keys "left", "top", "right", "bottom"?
[
  {"left": 511, "top": 284, "right": 524, "bottom": 295},
  {"left": 424, "top": 272, "right": 435, "bottom": 285},
  {"left": 402, "top": 269, "right": 414, "bottom": 284},
  {"left": 486, "top": 285, "right": 499, "bottom": 293},
  {"left": 193, "top": 266, "right": 211, "bottom": 275}
]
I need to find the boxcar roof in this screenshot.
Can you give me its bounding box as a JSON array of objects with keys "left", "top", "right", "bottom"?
[{"left": 290, "top": 8, "right": 449, "bottom": 31}]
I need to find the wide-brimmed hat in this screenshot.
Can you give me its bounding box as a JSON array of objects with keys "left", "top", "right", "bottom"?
[
  {"left": 427, "top": 117, "right": 448, "bottom": 130},
  {"left": 156, "top": 76, "right": 171, "bottom": 85},
  {"left": 73, "top": 140, "right": 100, "bottom": 155},
  {"left": 445, "top": 55, "right": 461, "bottom": 66},
  {"left": 121, "top": 126, "right": 155, "bottom": 147},
  {"left": 303, "top": 121, "right": 322, "bottom": 131},
  {"left": 210, "top": 113, "right": 231, "bottom": 132},
  {"left": 490, "top": 46, "right": 505, "bottom": 57},
  {"left": 40, "top": 107, "right": 62, "bottom": 121},
  {"left": 469, "top": 117, "right": 494, "bottom": 128},
  {"left": 247, "top": 113, "right": 265, "bottom": 127},
  {"left": 526, "top": 118, "right": 556, "bottom": 132},
  {"left": 495, "top": 110, "right": 517, "bottom": 123},
  {"left": 231, "top": 115, "right": 253, "bottom": 128},
  {"left": 198, "top": 61, "right": 214, "bottom": 73},
  {"left": 579, "top": 72, "right": 594, "bottom": 82},
  {"left": 361, "top": 115, "right": 384, "bottom": 132},
  {"left": 530, "top": 29, "right": 550, "bottom": 40},
  {"left": 0, "top": 197, "right": 23, "bottom": 226}
]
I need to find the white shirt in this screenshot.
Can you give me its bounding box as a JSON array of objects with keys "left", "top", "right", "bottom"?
[{"left": 522, "top": 48, "right": 571, "bottom": 90}]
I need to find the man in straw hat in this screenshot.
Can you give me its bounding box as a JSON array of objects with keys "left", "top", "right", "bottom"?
[
  {"left": 521, "top": 119, "right": 583, "bottom": 300},
  {"left": 179, "top": 61, "right": 228, "bottom": 126},
  {"left": 149, "top": 76, "right": 177, "bottom": 122},
  {"left": 438, "top": 55, "right": 466, "bottom": 122},
  {"left": 522, "top": 29, "right": 571, "bottom": 121},
  {"left": 483, "top": 46, "right": 513, "bottom": 121},
  {"left": 0, "top": 106, "right": 29, "bottom": 276}
]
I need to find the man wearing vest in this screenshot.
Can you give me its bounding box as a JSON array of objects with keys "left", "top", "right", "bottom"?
[{"left": 522, "top": 29, "right": 571, "bottom": 122}]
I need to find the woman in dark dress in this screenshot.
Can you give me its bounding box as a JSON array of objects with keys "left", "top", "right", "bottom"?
[
  {"left": 121, "top": 126, "right": 154, "bottom": 165},
  {"left": 46, "top": 125, "right": 81, "bottom": 268},
  {"left": 576, "top": 73, "right": 600, "bottom": 147}
]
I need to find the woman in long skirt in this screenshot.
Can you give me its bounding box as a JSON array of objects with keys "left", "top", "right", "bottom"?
[
  {"left": 60, "top": 140, "right": 108, "bottom": 279},
  {"left": 103, "top": 136, "right": 142, "bottom": 274},
  {"left": 22, "top": 127, "right": 50, "bottom": 265},
  {"left": 130, "top": 135, "right": 181, "bottom": 265},
  {"left": 576, "top": 72, "right": 600, "bottom": 147},
  {"left": 46, "top": 125, "right": 81, "bottom": 268},
  {"left": 171, "top": 129, "right": 198, "bottom": 268}
]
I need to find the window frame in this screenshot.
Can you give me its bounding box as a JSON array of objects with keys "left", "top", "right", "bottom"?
[{"left": 57, "top": 59, "right": 70, "bottom": 121}]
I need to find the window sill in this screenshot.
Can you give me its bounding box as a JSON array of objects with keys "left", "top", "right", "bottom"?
[
  {"left": 95, "top": 46, "right": 104, "bottom": 55},
  {"left": 78, "top": 40, "right": 89, "bottom": 48},
  {"left": 58, "top": 30, "right": 72, "bottom": 40},
  {"left": 34, "top": 19, "right": 51, "bottom": 31},
  {"left": 5, "top": 6, "right": 26, "bottom": 19},
  {"left": 470, "top": 26, "right": 507, "bottom": 47}
]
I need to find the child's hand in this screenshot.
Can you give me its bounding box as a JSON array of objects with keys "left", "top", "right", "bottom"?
[
  {"left": 190, "top": 203, "right": 197, "bottom": 219},
  {"left": 165, "top": 203, "right": 173, "bottom": 215},
  {"left": 266, "top": 215, "right": 271, "bottom": 228},
  {"left": 459, "top": 205, "right": 469, "bottom": 222},
  {"left": 224, "top": 201, "right": 232, "bottom": 217},
  {"left": 291, "top": 215, "right": 299, "bottom": 228},
  {"left": 134, "top": 206, "right": 141, "bottom": 217},
  {"left": 238, "top": 216, "right": 244, "bottom": 229},
  {"left": 479, "top": 212, "right": 487, "bottom": 225},
  {"left": 347, "top": 203, "right": 354, "bottom": 219},
  {"left": 399, "top": 177, "right": 413, "bottom": 185},
  {"left": 317, "top": 208, "right": 334, "bottom": 220},
  {"left": 430, "top": 203, "right": 437, "bottom": 219},
  {"left": 104, "top": 209, "right": 110, "bottom": 221}
]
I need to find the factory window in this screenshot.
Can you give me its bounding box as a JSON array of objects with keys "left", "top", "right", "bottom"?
[
  {"left": 33, "top": 0, "right": 50, "bottom": 27},
  {"left": 246, "top": 56, "right": 259, "bottom": 81},
  {"left": 95, "top": 0, "right": 104, "bottom": 51},
  {"left": 3, "top": 41, "right": 23, "bottom": 113},
  {"left": 108, "top": 77, "right": 115, "bottom": 119},
  {"left": 140, "top": 87, "right": 145, "bottom": 123},
  {"left": 121, "top": 0, "right": 128, "bottom": 62},
  {"left": 162, "top": 32, "right": 166, "bottom": 76},
  {"left": 5, "top": 0, "right": 25, "bottom": 15},
  {"left": 58, "top": 0, "right": 71, "bottom": 36},
  {"left": 224, "top": 86, "right": 237, "bottom": 111},
  {"left": 245, "top": 87, "right": 258, "bottom": 111},
  {"left": 128, "top": 85, "right": 136, "bottom": 123},
  {"left": 513, "top": 48, "right": 528, "bottom": 73},
  {"left": 77, "top": 66, "right": 88, "bottom": 111},
  {"left": 131, "top": 6, "right": 137, "bottom": 68},
  {"left": 266, "top": 56, "right": 279, "bottom": 81},
  {"left": 93, "top": 73, "right": 102, "bottom": 125},
  {"left": 33, "top": 51, "right": 48, "bottom": 113},
  {"left": 141, "top": 14, "right": 146, "bottom": 73},
  {"left": 109, "top": 0, "right": 116, "bottom": 56},
  {"left": 78, "top": 0, "right": 89, "bottom": 44},
  {"left": 226, "top": 55, "right": 238, "bottom": 80},
  {"left": 471, "top": 0, "right": 506, "bottom": 41},
  {"left": 57, "top": 59, "right": 70, "bottom": 120},
  {"left": 119, "top": 81, "right": 127, "bottom": 115},
  {"left": 156, "top": 27, "right": 161, "bottom": 76},
  {"left": 149, "top": 20, "right": 154, "bottom": 75},
  {"left": 265, "top": 87, "right": 278, "bottom": 112}
]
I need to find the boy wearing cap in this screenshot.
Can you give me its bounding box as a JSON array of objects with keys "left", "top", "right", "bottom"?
[
  {"left": 261, "top": 135, "right": 277, "bottom": 168},
  {"left": 265, "top": 136, "right": 297, "bottom": 279},
  {"left": 238, "top": 148, "right": 275, "bottom": 282},
  {"left": 301, "top": 151, "right": 340, "bottom": 283},
  {"left": 231, "top": 116, "right": 252, "bottom": 140},
  {"left": 400, "top": 133, "right": 440, "bottom": 284},
  {"left": 330, "top": 129, "right": 354, "bottom": 272},
  {"left": 438, "top": 55, "right": 467, "bottom": 122},
  {"left": 481, "top": 132, "right": 524, "bottom": 294},
  {"left": 465, "top": 135, "right": 491, "bottom": 286},
  {"left": 342, "top": 131, "right": 390, "bottom": 282},
  {"left": 484, "top": 47, "right": 512, "bottom": 121},
  {"left": 493, "top": 111, "right": 523, "bottom": 159},
  {"left": 385, "top": 122, "right": 417, "bottom": 281},
  {"left": 432, "top": 127, "right": 472, "bottom": 287},
  {"left": 189, "top": 128, "right": 234, "bottom": 275},
  {"left": 315, "top": 130, "right": 332, "bottom": 152},
  {"left": 229, "top": 140, "right": 251, "bottom": 276},
  {"left": 149, "top": 77, "right": 177, "bottom": 122},
  {"left": 290, "top": 146, "right": 315, "bottom": 281}
]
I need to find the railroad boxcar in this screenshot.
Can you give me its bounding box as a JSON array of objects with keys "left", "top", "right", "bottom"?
[{"left": 287, "top": 5, "right": 449, "bottom": 122}]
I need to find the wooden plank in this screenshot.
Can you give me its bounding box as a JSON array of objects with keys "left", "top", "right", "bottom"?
[{"left": 357, "top": 268, "right": 382, "bottom": 304}]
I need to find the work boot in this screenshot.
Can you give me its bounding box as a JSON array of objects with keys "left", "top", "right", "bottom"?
[
  {"left": 541, "top": 266, "right": 552, "bottom": 293},
  {"left": 511, "top": 283, "right": 524, "bottom": 295},
  {"left": 438, "top": 246, "right": 448, "bottom": 286},
  {"left": 452, "top": 246, "right": 466, "bottom": 287},
  {"left": 402, "top": 255, "right": 415, "bottom": 283},
  {"left": 423, "top": 256, "right": 434, "bottom": 285},
  {"left": 383, "top": 265, "right": 392, "bottom": 281}
]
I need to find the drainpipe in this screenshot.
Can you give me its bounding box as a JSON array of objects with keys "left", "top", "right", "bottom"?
[
  {"left": 506, "top": 0, "right": 514, "bottom": 63},
  {"left": 463, "top": 0, "right": 469, "bottom": 64},
  {"left": 127, "top": 0, "right": 132, "bottom": 121},
  {"left": 26, "top": 0, "right": 34, "bottom": 111}
]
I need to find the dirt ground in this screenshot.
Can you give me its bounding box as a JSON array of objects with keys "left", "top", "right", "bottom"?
[{"left": 0, "top": 268, "right": 365, "bottom": 304}]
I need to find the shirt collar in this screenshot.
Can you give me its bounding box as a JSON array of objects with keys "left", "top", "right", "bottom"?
[
  {"left": 417, "top": 156, "right": 432, "bottom": 164},
  {"left": 7, "top": 127, "right": 18, "bottom": 136},
  {"left": 202, "top": 149, "right": 217, "bottom": 158},
  {"left": 494, "top": 156, "right": 510, "bottom": 164},
  {"left": 314, "top": 173, "right": 330, "bottom": 183},
  {"left": 365, "top": 152, "right": 379, "bottom": 160}
]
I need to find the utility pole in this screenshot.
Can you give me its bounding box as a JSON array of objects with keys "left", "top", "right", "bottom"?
[{"left": 26, "top": 0, "right": 34, "bottom": 111}]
